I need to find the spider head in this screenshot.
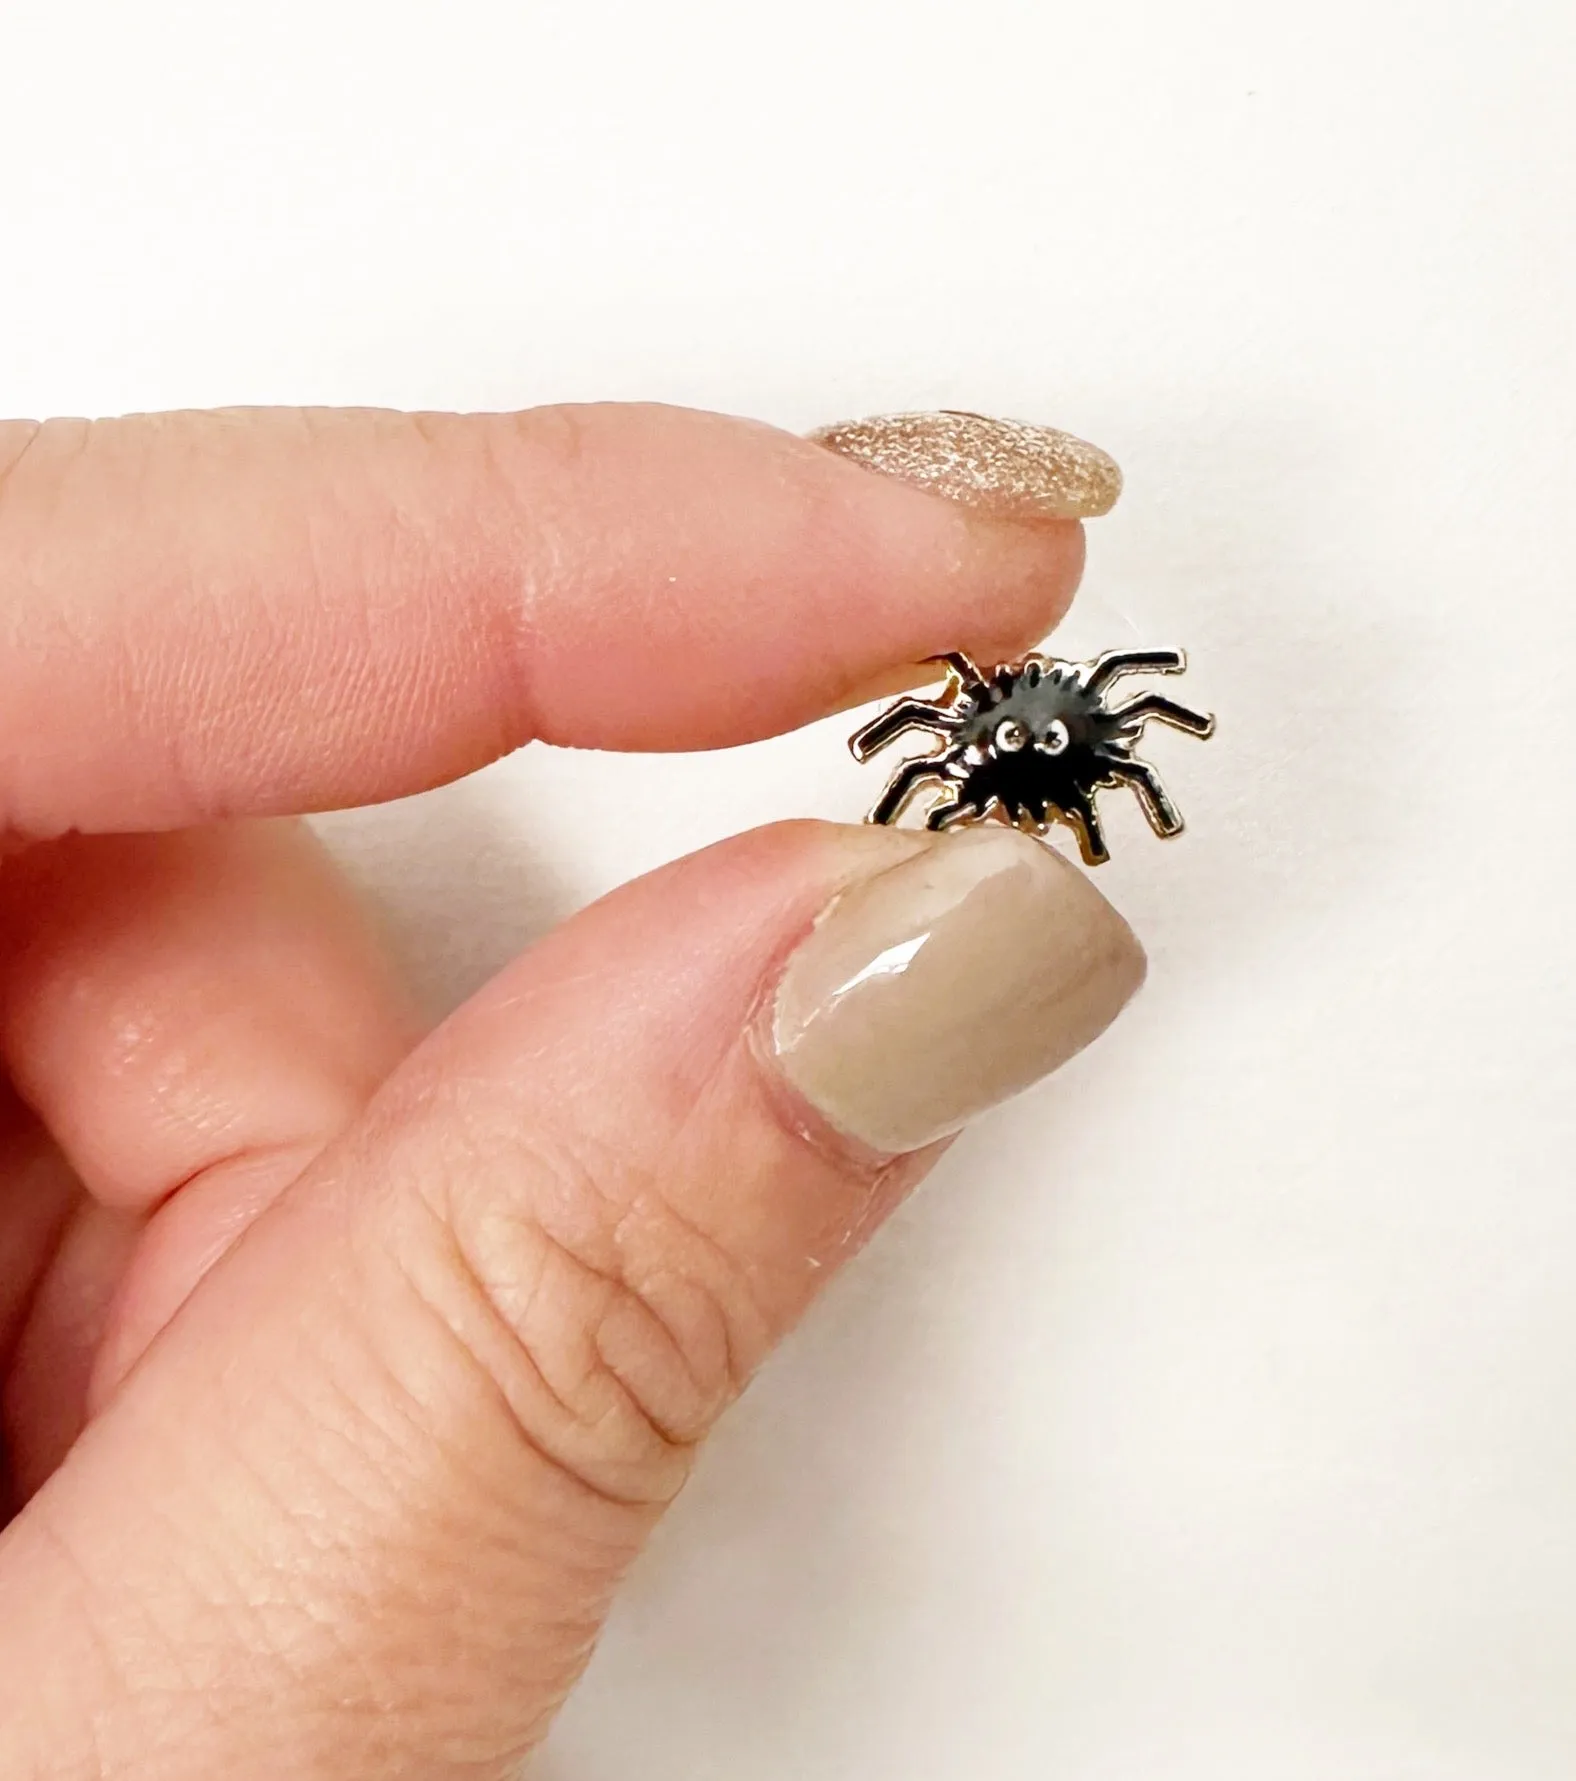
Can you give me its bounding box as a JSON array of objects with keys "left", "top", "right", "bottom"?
[
  {"left": 991, "top": 714, "right": 1070, "bottom": 757},
  {"left": 961, "top": 658, "right": 1095, "bottom": 759}
]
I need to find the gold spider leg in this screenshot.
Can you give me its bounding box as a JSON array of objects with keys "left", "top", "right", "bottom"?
[
  {"left": 922, "top": 789, "right": 988, "bottom": 832},
  {"left": 1108, "top": 691, "right": 1216, "bottom": 737},
  {"left": 848, "top": 699, "right": 961, "bottom": 762},
  {"left": 1104, "top": 756, "right": 1184, "bottom": 837},
  {"left": 927, "top": 650, "right": 986, "bottom": 691},
  {"left": 1081, "top": 648, "right": 1186, "bottom": 693},
  {"left": 868, "top": 756, "right": 955, "bottom": 825},
  {"left": 1058, "top": 790, "right": 1110, "bottom": 866}
]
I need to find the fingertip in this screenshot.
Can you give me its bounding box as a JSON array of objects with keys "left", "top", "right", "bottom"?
[
  {"left": 0, "top": 401, "right": 1092, "bottom": 831},
  {"left": 516, "top": 409, "right": 1090, "bottom": 749}
]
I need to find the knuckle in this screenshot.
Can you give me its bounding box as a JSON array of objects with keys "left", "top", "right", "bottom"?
[
  {"left": 397, "top": 403, "right": 607, "bottom": 746},
  {"left": 382, "top": 1099, "right": 764, "bottom": 1509},
  {"left": 498, "top": 400, "right": 597, "bottom": 471},
  {"left": 465, "top": 403, "right": 600, "bottom": 528},
  {"left": 0, "top": 418, "right": 46, "bottom": 503},
  {"left": 0, "top": 416, "right": 92, "bottom": 582}
]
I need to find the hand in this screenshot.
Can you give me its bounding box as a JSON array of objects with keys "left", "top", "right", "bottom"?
[{"left": 0, "top": 403, "right": 1142, "bottom": 1777}]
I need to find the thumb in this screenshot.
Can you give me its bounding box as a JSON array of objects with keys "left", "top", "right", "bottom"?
[{"left": 0, "top": 821, "right": 1143, "bottom": 1780}]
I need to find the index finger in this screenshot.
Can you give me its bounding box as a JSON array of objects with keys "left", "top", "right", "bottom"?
[{"left": 0, "top": 403, "right": 1092, "bottom": 835}]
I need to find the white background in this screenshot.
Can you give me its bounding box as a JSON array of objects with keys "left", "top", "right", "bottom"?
[{"left": 4, "top": 1, "right": 1575, "bottom": 1774}]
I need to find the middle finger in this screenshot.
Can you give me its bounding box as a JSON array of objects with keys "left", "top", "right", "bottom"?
[{"left": 0, "top": 820, "right": 419, "bottom": 1435}]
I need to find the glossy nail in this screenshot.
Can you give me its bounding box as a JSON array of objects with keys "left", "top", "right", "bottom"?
[
  {"left": 771, "top": 828, "right": 1145, "bottom": 1154},
  {"left": 810, "top": 411, "right": 1122, "bottom": 522}
]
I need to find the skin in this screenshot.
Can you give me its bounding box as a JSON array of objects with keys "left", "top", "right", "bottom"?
[{"left": 0, "top": 402, "right": 1091, "bottom": 1778}]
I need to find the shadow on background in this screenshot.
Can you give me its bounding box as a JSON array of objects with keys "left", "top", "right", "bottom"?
[{"left": 311, "top": 769, "right": 587, "bottom": 1022}]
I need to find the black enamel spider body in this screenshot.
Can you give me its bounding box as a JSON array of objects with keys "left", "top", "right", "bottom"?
[{"left": 849, "top": 648, "right": 1215, "bottom": 865}]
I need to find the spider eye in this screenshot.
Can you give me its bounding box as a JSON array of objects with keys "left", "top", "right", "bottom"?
[
  {"left": 993, "top": 718, "right": 1030, "bottom": 753},
  {"left": 1037, "top": 718, "right": 1071, "bottom": 756}
]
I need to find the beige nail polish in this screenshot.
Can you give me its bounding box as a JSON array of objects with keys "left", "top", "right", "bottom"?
[
  {"left": 771, "top": 828, "right": 1145, "bottom": 1154},
  {"left": 810, "top": 411, "right": 1122, "bottom": 522}
]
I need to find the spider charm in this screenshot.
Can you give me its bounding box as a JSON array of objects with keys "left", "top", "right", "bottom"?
[{"left": 849, "top": 647, "right": 1215, "bottom": 866}]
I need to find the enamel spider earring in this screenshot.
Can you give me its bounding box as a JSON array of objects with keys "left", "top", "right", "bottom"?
[{"left": 849, "top": 648, "right": 1215, "bottom": 866}]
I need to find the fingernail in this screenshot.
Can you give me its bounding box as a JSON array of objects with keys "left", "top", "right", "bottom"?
[
  {"left": 809, "top": 411, "right": 1122, "bottom": 522},
  {"left": 771, "top": 828, "right": 1145, "bottom": 1154}
]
